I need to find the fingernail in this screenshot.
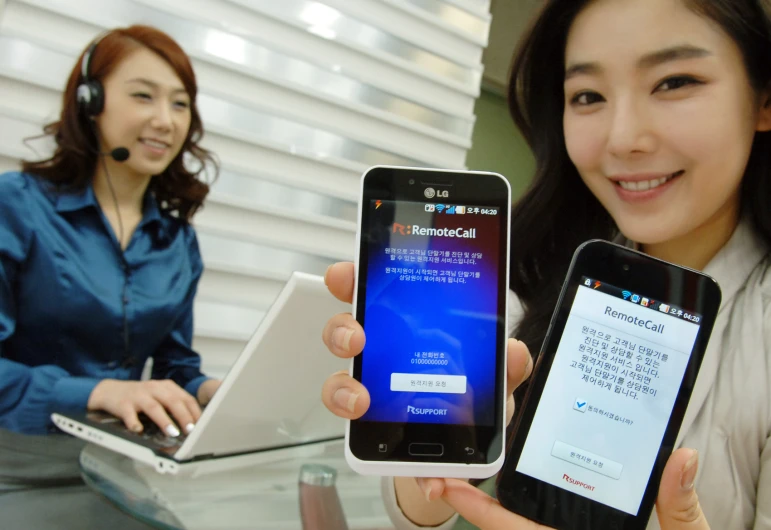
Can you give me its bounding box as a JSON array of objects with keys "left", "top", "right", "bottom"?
[
  {"left": 165, "top": 424, "right": 180, "bottom": 438},
  {"left": 324, "top": 265, "right": 332, "bottom": 285},
  {"left": 333, "top": 388, "right": 360, "bottom": 413},
  {"left": 681, "top": 450, "right": 698, "bottom": 490},
  {"left": 416, "top": 478, "right": 432, "bottom": 502},
  {"left": 185, "top": 423, "right": 195, "bottom": 434},
  {"left": 332, "top": 327, "right": 355, "bottom": 353},
  {"left": 132, "top": 424, "right": 143, "bottom": 433}
]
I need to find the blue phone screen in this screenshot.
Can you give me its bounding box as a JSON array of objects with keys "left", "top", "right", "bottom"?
[{"left": 359, "top": 199, "right": 504, "bottom": 426}]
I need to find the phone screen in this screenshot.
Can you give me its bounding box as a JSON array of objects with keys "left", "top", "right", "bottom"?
[
  {"left": 515, "top": 277, "right": 702, "bottom": 515},
  {"left": 359, "top": 198, "right": 504, "bottom": 427}
]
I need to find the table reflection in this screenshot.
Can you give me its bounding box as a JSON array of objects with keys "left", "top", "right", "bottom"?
[{"left": 79, "top": 441, "right": 393, "bottom": 530}]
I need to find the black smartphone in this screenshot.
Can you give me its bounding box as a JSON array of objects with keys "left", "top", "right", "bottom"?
[
  {"left": 496, "top": 240, "right": 721, "bottom": 529},
  {"left": 346, "top": 165, "right": 511, "bottom": 478}
]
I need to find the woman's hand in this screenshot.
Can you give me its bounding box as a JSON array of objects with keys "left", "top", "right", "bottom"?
[
  {"left": 320, "top": 262, "right": 533, "bottom": 526},
  {"left": 88, "top": 379, "right": 202, "bottom": 436},
  {"left": 436, "top": 448, "right": 708, "bottom": 530},
  {"left": 197, "top": 378, "right": 222, "bottom": 406}
]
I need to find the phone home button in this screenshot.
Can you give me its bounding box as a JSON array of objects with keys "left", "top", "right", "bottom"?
[{"left": 408, "top": 443, "right": 444, "bottom": 456}]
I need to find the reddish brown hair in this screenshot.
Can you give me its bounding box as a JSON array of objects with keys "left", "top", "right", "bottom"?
[{"left": 22, "top": 25, "right": 217, "bottom": 221}]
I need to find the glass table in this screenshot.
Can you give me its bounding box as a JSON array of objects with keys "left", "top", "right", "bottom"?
[{"left": 79, "top": 440, "right": 394, "bottom": 529}]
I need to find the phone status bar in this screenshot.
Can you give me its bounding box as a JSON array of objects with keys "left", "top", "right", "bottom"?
[
  {"left": 581, "top": 276, "right": 702, "bottom": 324},
  {"left": 423, "top": 204, "right": 498, "bottom": 216},
  {"left": 372, "top": 200, "right": 498, "bottom": 216}
]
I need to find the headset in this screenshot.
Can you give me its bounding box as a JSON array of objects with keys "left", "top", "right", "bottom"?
[
  {"left": 74, "top": 30, "right": 130, "bottom": 247},
  {"left": 76, "top": 31, "right": 110, "bottom": 118},
  {"left": 75, "top": 31, "right": 130, "bottom": 162}
]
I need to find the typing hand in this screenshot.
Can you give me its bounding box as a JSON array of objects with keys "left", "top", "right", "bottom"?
[
  {"left": 197, "top": 378, "right": 222, "bottom": 406},
  {"left": 87, "top": 379, "right": 202, "bottom": 436}
]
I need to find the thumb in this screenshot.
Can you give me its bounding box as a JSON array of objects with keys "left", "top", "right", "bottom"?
[{"left": 656, "top": 448, "right": 709, "bottom": 530}]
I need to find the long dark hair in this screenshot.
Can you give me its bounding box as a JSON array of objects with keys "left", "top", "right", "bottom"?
[
  {"left": 508, "top": 0, "right": 771, "bottom": 377},
  {"left": 22, "top": 25, "right": 217, "bottom": 221}
]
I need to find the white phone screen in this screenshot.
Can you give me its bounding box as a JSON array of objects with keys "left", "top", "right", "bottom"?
[{"left": 516, "top": 278, "right": 701, "bottom": 515}]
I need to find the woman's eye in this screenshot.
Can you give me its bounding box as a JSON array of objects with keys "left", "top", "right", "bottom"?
[
  {"left": 173, "top": 101, "right": 190, "bottom": 109},
  {"left": 132, "top": 92, "right": 152, "bottom": 100},
  {"left": 570, "top": 91, "right": 605, "bottom": 106},
  {"left": 655, "top": 76, "right": 701, "bottom": 92}
]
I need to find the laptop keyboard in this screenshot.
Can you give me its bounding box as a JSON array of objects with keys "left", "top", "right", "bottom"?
[{"left": 85, "top": 411, "right": 193, "bottom": 452}]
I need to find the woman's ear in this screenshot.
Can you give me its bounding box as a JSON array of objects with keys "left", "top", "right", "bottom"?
[{"left": 756, "top": 86, "right": 771, "bottom": 132}]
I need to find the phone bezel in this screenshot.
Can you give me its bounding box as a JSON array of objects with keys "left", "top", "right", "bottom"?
[
  {"left": 495, "top": 240, "right": 721, "bottom": 529},
  {"left": 346, "top": 165, "right": 511, "bottom": 476}
]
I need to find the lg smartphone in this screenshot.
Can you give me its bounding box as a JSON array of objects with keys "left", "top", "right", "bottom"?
[
  {"left": 496, "top": 240, "right": 721, "bottom": 530},
  {"left": 345, "top": 165, "right": 511, "bottom": 478}
]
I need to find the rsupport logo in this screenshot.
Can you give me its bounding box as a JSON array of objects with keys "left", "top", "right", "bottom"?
[
  {"left": 407, "top": 405, "right": 448, "bottom": 416},
  {"left": 391, "top": 223, "right": 477, "bottom": 239},
  {"left": 563, "top": 474, "right": 595, "bottom": 491}
]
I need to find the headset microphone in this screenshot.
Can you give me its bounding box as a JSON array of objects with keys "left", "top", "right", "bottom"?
[
  {"left": 109, "top": 147, "right": 130, "bottom": 162},
  {"left": 91, "top": 146, "right": 130, "bottom": 161}
]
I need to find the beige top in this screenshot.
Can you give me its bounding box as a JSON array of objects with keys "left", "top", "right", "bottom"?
[{"left": 383, "top": 219, "right": 771, "bottom": 530}]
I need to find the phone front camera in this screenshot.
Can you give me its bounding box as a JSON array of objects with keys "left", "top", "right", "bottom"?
[
  {"left": 622, "top": 264, "right": 630, "bottom": 272},
  {"left": 409, "top": 179, "right": 415, "bottom": 185}
]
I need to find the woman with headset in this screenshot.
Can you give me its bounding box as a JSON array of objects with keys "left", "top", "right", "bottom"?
[
  {"left": 0, "top": 25, "right": 221, "bottom": 439},
  {"left": 320, "top": 0, "right": 771, "bottom": 529}
]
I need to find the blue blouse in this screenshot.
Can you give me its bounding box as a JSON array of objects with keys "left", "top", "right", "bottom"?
[{"left": 0, "top": 171, "right": 209, "bottom": 435}]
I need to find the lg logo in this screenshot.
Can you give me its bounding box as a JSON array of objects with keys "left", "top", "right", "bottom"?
[{"left": 424, "top": 187, "right": 448, "bottom": 199}]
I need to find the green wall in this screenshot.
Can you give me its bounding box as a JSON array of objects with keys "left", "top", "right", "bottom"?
[{"left": 465, "top": 89, "right": 535, "bottom": 199}]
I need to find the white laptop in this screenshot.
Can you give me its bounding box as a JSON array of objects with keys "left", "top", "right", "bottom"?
[{"left": 52, "top": 272, "right": 349, "bottom": 474}]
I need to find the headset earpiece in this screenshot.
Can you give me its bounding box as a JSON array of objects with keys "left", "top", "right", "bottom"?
[
  {"left": 76, "top": 79, "right": 105, "bottom": 116},
  {"left": 76, "top": 32, "right": 109, "bottom": 117}
]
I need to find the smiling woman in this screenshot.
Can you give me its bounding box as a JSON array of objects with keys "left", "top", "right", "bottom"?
[
  {"left": 24, "top": 26, "right": 216, "bottom": 224},
  {"left": 314, "top": 0, "right": 771, "bottom": 529},
  {"left": 561, "top": 0, "right": 771, "bottom": 261},
  {"left": 0, "top": 25, "right": 222, "bottom": 440}
]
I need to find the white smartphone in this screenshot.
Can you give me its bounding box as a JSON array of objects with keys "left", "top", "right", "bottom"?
[{"left": 345, "top": 166, "right": 511, "bottom": 478}]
